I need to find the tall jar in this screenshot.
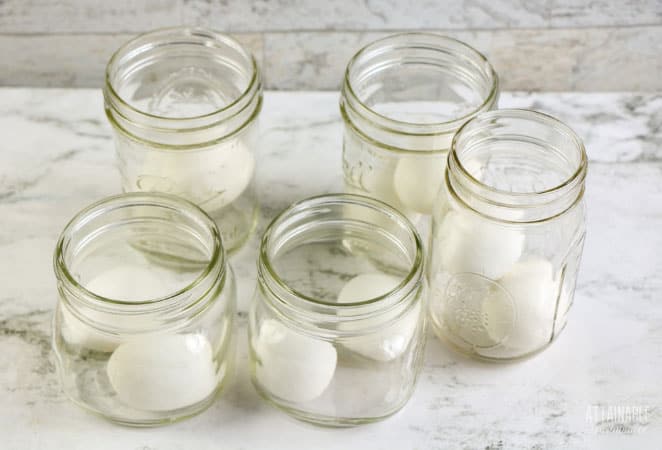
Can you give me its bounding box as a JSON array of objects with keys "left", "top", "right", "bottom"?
[
  {"left": 104, "top": 27, "right": 261, "bottom": 252},
  {"left": 427, "top": 109, "right": 588, "bottom": 361},
  {"left": 340, "top": 33, "right": 498, "bottom": 221},
  {"left": 248, "top": 194, "right": 427, "bottom": 426},
  {"left": 52, "top": 193, "right": 236, "bottom": 426}
]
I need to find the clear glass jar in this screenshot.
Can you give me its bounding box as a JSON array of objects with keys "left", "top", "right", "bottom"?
[
  {"left": 340, "top": 33, "right": 498, "bottom": 221},
  {"left": 52, "top": 193, "right": 236, "bottom": 426},
  {"left": 427, "top": 109, "right": 587, "bottom": 361},
  {"left": 104, "top": 27, "right": 261, "bottom": 253},
  {"left": 248, "top": 194, "right": 427, "bottom": 426}
]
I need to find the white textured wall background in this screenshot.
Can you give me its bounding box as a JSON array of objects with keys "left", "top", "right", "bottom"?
[{"left": 0, "top": 0, "right": 661, "bottom": 90}]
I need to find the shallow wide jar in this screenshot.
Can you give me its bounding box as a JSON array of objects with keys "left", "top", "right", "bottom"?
[
  {"left": 52, "top": 193, "right": 236, "bottom": 426},
  {"left": 340, "top": 33, "right": 498, "bottom": 220},
  {"left": 104, "top": 27, "right": 262, "bottom": 252},
  {"left": 427, "top": 109, "right": 587, "bottom": 361},
  {"left": 249, "top": 194, "right": 427, "bottom": 426}
]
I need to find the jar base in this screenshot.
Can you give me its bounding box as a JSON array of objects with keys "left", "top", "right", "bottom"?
[
  {"left": 251, "top": 377, "right": 411, "bottom": 427},
  {"left": 62, "top": 382, "right": 227, "bottom": 427},
  {"left": 429, "top": 320, "right": 563, "bottom": 363}
]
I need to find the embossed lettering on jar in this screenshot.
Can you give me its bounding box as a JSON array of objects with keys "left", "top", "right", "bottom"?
[
  {"left": 52, "top": 193, "right": 236, "bottom": 426},
  {"left": 248, "top": 194, "right": 427, "bottom": 426},
  {"left": 427, "top": 109, "right": 587, "bottom": 361},
  {"left": 104, "top": 27, "right": 262, "bottom": 252},
  {"left": 340, "top": 33, "right": 498, "bottom": 222}
]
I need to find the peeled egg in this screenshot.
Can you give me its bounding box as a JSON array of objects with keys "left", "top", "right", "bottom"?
[
  {"left": 138, "top": 140, "right": 254, "bottom": 213},
  {"left": 85, "top": 265, "right": 178, "bottom": 300},
  {"left": 345, "top": 152, "right": 421, "bottom": 221},
  {"left": 435, "top": 210, "right": 524, "bottom": 280},
  {"left": 347, "top": 151, "right": 399, "bottom": 207},
  {"left": 60, "top": 305, "right": 123, "bottom": 353},
  {"left": 254, "top": 319, "right": 337, "bottom": 403},
  {"left": 107, "top": 333, "right": 218, "bottom": 411},
  {"left": 337, "top": 273, "right": 402, "bottom": 305},
  {"left": 60, "top": 265, "right": 171, "bottom": 352},
  {"left": 336, "top": 273, "right": 420, "bottom": 362},
  {"left": 484, "top": 258, "right": 557, "bottom": 353},
  {"left": 393, "top": 155, "right": 446, "bottom": 215},
  {"left": 392, "top": 155, "right": 486, "bottom": 216}
]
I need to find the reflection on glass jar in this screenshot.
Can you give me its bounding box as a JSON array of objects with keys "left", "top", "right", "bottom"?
[
  {"left": 427, "top": 109, "right": 587, "bottom": 361},
  {"left": 248, "top": 194, "right": 427, "bottom": 426},
  {"left": 52, "top": 193, "right": 236, "bottom": 426},
  {"left": 104, "top": 27, "right": 261, "bottom": 252},
  {"left": 340, "top": 33, "right": 498, "bottom": 222}
]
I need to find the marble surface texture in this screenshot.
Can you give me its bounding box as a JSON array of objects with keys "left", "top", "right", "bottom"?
[
  {"left": 0, "top": 88, "right": 661, "bottom": 449},
  {"left": 0, "top": 0, "right": 661, "bottom": 90}
]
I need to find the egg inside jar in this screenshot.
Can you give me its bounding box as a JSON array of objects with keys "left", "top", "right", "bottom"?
[
  {"left": 104, "top": 28, "right": 262, "bottom": 252},
  {"left": 340, "top": 33, "right": 499, "bottom": 224},
  {"left": 53, "top": 193, "right": 236, "bottom": 426},
  {"left": 427, "top": 109, "right": 587, "bottom": 361},
  {"left": 249, "top": 195, "right": 427, "bottom": 426}
]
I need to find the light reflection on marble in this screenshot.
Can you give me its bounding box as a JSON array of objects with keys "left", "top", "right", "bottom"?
[{"left": 0, "top": 89, "right": 660, "bottom": 449}]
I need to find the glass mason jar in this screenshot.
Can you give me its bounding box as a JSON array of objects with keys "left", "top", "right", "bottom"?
[
  {"left": 52, "top": 193, "right": 236, "bottom": 426},
  {"left": 427, "top": 109, "right": 587, "bottom": 361},
  {"left": 340, "top": 33, "right": 498, "bottom": 222},
  {"left": 104, "top": 27, "right": 261, "bottom": 253},
  {"left": 248, "top": 194, "right": 427, "bottom": 426}
]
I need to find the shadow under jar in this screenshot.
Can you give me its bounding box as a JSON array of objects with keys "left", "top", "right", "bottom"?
[
  {"left": 249, "top": 194, "right": 427, "bottom": 426},
  {"left": 427, "top": 109, "right": 588, "bottom": 361},
  {"left": 340, "top": 33, "right": 498, "bottom": 223},
  {"left": 52, "top": 193, "right": 236, "bottom": 426},
  {"left": 104, "top": 27, "right": 262, "bottom": 253}
]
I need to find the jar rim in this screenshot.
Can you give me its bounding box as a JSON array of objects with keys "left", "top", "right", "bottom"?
[
  {"left": 450, "top": 108, "right": 588, "bottom": 198},
  {"left": 104, "top": 26, "right": 260, "bottom": 123},
  {"left": 258, "top": 194, "right": 424, "bottom": 312},
  {"left": 53, "top": 192, "right": 225, "bottom": 310},
  {"left": 342, "top": 32, "right": 499, "bottom": 137}
]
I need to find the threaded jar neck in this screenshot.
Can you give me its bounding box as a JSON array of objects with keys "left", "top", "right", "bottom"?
[
  {"left": 257, "top": 194, "right": 425, "bottom": 336},
  {"left": 340, "top": 33, "right": 498, "bottom": 152},
  {"left": 103, "top": 27, "right": 262, "bottom": 148},
  {"left": 54, "top": 193, "right": 227, "bottom": 331},
  {"left": 447, "top": 109, "right": 588, "bottom": 223}
]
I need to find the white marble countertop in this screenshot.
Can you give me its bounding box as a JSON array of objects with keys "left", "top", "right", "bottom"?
[{"left": 0, "top": 88, "right": 660, "bottom": 449}]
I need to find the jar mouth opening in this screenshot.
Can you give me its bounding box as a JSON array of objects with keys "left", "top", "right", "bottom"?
[
  {"left": 343, "top": 33, "right": 499, "bottom": 135},
  {"left": 450, "top": 109, "right": 588, "bottom": 198},
  {"left": 104, "top": 27, "right": 259, "bottom": 123},
  {"left": 258, "top": 194, "right": 424, "bottom": 311},
  {"left": 54, "top": 192, "right": 225, "bottom": 310}
]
